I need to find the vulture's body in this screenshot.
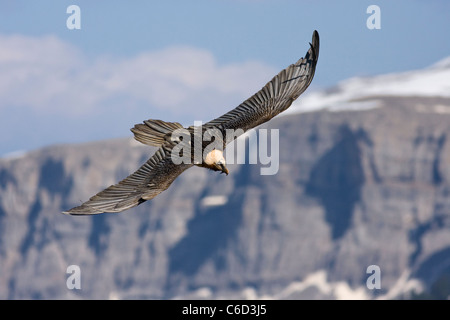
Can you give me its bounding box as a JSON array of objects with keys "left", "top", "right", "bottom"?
[{"left": 64, "top": 30, "right": 320, "bottom": 215}]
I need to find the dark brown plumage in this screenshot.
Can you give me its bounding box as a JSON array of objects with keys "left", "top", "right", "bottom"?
[{"left": 63, "top": 30, "right": 319, "bottom": 215}]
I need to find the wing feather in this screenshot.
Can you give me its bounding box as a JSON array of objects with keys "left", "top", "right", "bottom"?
[
  {"left": 206, "top": 30, "right": 319, "bottom": 138},
  {"left": 63, "top": 143, "right": 192, "bottom": 215},
  {"left": 62, "top": 30, "right": 319, "bottom": 215}
]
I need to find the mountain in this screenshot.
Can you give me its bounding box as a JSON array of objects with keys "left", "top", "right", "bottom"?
[
  {"left": 1, "top": 59, "right": 450, "bottom": 299},
  {"left": 288, "top": 55, "right": 450, "bottom": 114}
]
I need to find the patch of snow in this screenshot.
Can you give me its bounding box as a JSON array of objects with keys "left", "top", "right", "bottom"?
[
  {"left": 376, "top": 270, "right": 424, "bottom": 300},
  {"left": 109, "top": 291, "right": 121, "bottom": 300},
  {"left": 288, "top": 56, "right": 450, "bottom": 114},
  {"left": 1, "top": 149, "right": 27, "bottom": 160},
  {"left": 415, "top": 103, "right": 450, "bottom": 114},
  {"left": 256, "top": 270, "right": 369, "bottom": 300},
  {"left": 172, "top": 287, "right": 213, "bottom": 300},
  {"left": 430, "top": 56, "right": 450, "bottom": 69},
  {"left": 200, "top": 195, "right": 228, "bottom": 207},
  {"left": 171, "top": 270, "right": 425, "bottom": 300}
]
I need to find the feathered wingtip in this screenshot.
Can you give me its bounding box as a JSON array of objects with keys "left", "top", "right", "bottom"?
[
  {"left": 309, "top": 30, "right": 320, "bottom": 64},
  {"left": 62, "top": 205, "right": 101, "bottom": 215},
  {"left": 294, "top": 30, "right": 319, "bottom": 65}
]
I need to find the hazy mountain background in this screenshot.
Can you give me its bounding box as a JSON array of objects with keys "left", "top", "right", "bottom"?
[
  {"left": 3, "top": 1, "right": 450, "bottom": 158},
  {"left": 1, "top": 59, "right": 450, "bottom": 299}
]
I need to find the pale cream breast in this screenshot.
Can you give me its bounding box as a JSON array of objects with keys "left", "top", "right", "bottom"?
[{"left": 204, "top": 149, "right": 224, "bottom": 165}]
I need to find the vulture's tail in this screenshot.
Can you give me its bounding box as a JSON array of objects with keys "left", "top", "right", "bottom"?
[{"left": 131, "top": 119, "right": 184, "bottom": 147}]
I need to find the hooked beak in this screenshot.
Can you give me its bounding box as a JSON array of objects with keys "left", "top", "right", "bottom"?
[{"left": 219, "top": 163, "right": 229, "bottom": 175}]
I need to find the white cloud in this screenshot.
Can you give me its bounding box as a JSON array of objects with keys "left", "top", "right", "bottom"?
[{"left": 0, "top": 33, "right": 278, "bottom": 120}]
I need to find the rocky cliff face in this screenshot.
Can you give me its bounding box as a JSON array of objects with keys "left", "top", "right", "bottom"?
[{"left": 1, "top": 95, "right": 450, "bottom": 299}]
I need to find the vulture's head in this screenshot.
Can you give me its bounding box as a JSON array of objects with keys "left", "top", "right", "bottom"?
[{"left": 204, "top": 149, "right": 229, "bottom": 175}]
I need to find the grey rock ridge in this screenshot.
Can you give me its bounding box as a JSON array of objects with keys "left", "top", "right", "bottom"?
[{"left": 1, "top": 95, "right": 450, "bottom": 299}]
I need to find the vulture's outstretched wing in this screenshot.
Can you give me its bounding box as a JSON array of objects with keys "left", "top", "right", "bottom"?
[
  {"left": 63, "top": 142, "right": 192, "bottom": 215},
  {"left": 63, "top": 30, "right": 319, "bottom": 215},
  {"left": 206, "top": 30, "right": 319, "bottom": 140}
]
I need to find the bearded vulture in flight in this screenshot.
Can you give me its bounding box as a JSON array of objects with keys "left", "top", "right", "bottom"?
[{"left": 63, "top": 30, "right": 319, "bottom": 215}]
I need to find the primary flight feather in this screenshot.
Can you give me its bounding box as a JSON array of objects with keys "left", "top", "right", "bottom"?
[{"left": 63, "top": 30, "right": 319, "bottom": 215}]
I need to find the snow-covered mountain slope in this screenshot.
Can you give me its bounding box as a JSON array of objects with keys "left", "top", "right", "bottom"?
[{"left": 289, "top": 56, "right": 450, "bottom": 114}]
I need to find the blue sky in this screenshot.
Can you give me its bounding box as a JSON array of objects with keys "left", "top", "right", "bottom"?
[{"left": 1, "top": 0, "right": 450, "bottom": 156}]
